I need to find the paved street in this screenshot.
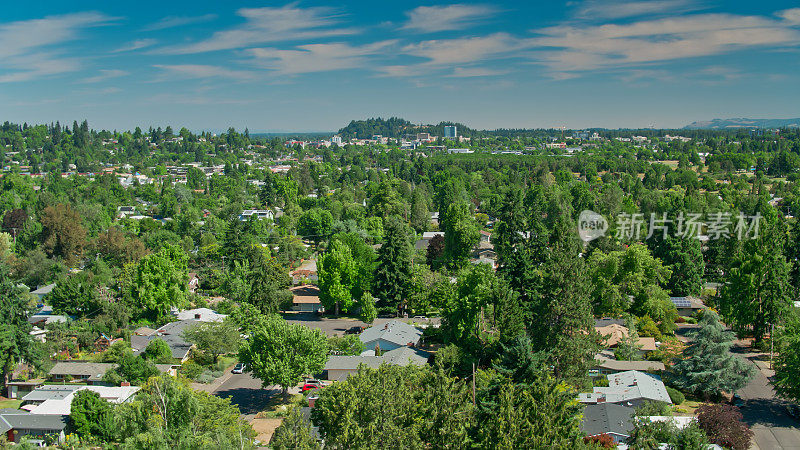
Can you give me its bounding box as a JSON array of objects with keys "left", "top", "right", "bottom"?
[
  {"left": 732, "top": 343, "right": 800, "bottom": 449},
  {"left": 212, "top": 372, "right": 279, "bottom": 420}
]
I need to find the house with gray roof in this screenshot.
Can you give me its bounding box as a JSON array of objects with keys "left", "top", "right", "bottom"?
[
  {"left": 30, "top": 283, "right": 56, "bottom": 300},
  {"left": 579, "top": 370, "right": 672, "bottom": 408},
  {"left": 130, "top": 320, "right": 197, "bottom": 361},
  {"left": 325, "top": 347, "right": 430, "bottom": 381},
  {"left": 580, "top": 403, "right": 635, "bottom": 443},
  {"left": 591, "top": 357, "right": 666, "bottom": 376},
  {"left": 48, "top": 362, "right": 116, "bottom": 384},
  {"left": 0, "top": 410, "right": 67, "bottom": 444},
  {"left": 360, "top": 320, "right": 422, "bottom": 353},
  {"left": 27, "top": 305, "right": 69, "bottom": 326}
]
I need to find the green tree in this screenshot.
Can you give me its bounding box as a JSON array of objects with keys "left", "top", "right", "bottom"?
[
  {"left": 358, "top": 292, "right": 377, "bottom": 324},
  {"left": 327, "top": 335, "right": 364, "bottom": 356},
  {"left": 441, "top": 202, "right": 480, "bottom": 269},
  {"left": 270, "top": 406, "right": 320, "bottom": 450},
  {"left": 70, "top": 390, "right": 115, "bottom": 442},
  {"left": 142, "top": 338, "right": 173, "bottom": 364},
  {"left": 104, "top": 353, "right": 160, "bottom": 386},
  {"left": 615, "top": 317, "right": 643, "bottom": 361},
  {"left": 774, "top": 316, "right": 800, "bottom": 402},
  {"left": 373, "top": 216, "right": 413, "bottom": 312},
  {"left": 669, "top": 310, "right": 755, "bottom": 399},
  {"left": 318, "top": 240, "right": 356, "bottom": 315},
  {"left": 245, "top": 247, "right": 292, "bottom": 314},
  {"left": 0, "top": 264, "right": 38, "bottom": 387},
  {"left": 39, "top": 203, "right": 87, "bottom": 265},
  {"left": 238, "top": 315, "right": 328, "bottom": 393},
  {"left": 298, "top": 208, "right": 333, "bottom": 246},
  {"left": 122, "top": 244, "right": 189, "bottom": 323},
  {"left": 48, "top": 272, "right": 100, "bottom": 317},
  {"left": 182, "top": 319, "right": 241, "bottom": 364},
  {"left": 719, "top": 231, "right": 792, "bottom": 344}
]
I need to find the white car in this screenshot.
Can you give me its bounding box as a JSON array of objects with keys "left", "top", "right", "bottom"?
[{"left": 232, "top": 363, "right": 246, "bottom": 374}]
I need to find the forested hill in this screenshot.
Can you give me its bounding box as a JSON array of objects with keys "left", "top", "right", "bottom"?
[
  {"left": 337, "top": 117, "right": 476, "bottom": 139},
  {"left": 684, "top": 118, "right": 800, "bottom": 129}
]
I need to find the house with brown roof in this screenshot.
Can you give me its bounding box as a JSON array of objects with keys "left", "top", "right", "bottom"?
[{"left": 290, "top": 285, "right": 323, "bottom": 313}]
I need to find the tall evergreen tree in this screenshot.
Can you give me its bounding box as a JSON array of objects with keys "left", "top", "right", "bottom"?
[
  {"left": 373, "top": 216, "right": 413, "bottom": 312},
  {"left": 669, "top": 310, "right": 755, "bottom": 399}
]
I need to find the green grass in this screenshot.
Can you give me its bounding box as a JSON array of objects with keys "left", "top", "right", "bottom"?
[{"left": 0, "top": 399, "right": 22, "bottom": 409}]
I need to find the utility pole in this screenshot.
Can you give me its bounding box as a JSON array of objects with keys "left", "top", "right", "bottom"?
[{"left": 472, "top": 362, "right": 476, "bottom": 407}]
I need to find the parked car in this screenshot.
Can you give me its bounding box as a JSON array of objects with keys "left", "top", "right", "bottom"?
[
  {"left": 232, "top": 363, "right": 246, "bottom": 374},
  {"left": 344, "top": 326, "right": 364, "bottom": 335},
  {"left": 302, "top": 383, "right": 321, "bottom": 392}
]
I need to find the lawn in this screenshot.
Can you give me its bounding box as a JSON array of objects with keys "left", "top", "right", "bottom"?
[{"left": 0, "top": 398, "right": 22, "bottom": 409}]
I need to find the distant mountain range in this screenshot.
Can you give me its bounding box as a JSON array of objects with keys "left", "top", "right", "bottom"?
[{"left": 684, "top": 118, "right": 800, "bottom": 129}]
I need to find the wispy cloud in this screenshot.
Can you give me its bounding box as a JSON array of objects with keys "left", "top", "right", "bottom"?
[
  {"left": 402, "top": 4, "right": 499, "bottom": 32},
  {"left": 778, "top": 8, "right": 800, "bottom": 25},
  {"left": 153, "top": 64, "right": 257, "bottom": 81},
  {"left": 447, "top": 67, "right": 509, "bottom": 77},
  {"left": 157, "top": 5, "right": 357, "bottom": 54},
  {"left": 0, "top": 12, "right": 116, "bottom": 82},
  {"left": 113, "top": 39, "right": 157, "bottom": 53},
  {"left": 403, "top": 33, "right": 525, "bottom": 66},
  {"left": 247, "top": 41, "right": 397, "bottom": 75},
  {"left": 79, "top": 69, "right": 129, "bottom": 83},
  {"left": 143, "top": 13, "right": 217, "bottom": 31},
  {"left": 531, "top": 12, "right": 800, "bottom": 77},
  {"left": 570, "top": 0, "right": 705, "bottom": 20}
]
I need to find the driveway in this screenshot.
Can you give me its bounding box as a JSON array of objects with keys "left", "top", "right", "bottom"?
[
  {"left": 732, "top": 343, "right": 800, "bottom": 449},
  {"left": 212, "top": 372, "right": 279, "bottom": 420}
]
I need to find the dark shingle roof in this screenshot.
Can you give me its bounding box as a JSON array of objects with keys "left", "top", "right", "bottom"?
[{"left": 580, "top": 403, "right": 635, "bottom": 437}]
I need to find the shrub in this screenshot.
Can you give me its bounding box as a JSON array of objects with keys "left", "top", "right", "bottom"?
[
  {"left": 584, "top": 433, "right": 615, "bottom": 448},
  {"left": 211, "top": 370, "right": 223, "bottom": 378},
  {"left": 196, "top": 372, "right": 214, "bottom": 384},
  {"left": 181, "top": 361, "right": 204, "bottom": 380},
  {"left": 696, "top": 403, "right": 753, "bottom": 450},
  {"left": 667, "top": 387, "right": 685, "bottom": 405}
]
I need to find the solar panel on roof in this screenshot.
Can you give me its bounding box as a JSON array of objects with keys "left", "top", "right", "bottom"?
[{"left": 672, "top": 299, "right": 691, "bottom": 307}]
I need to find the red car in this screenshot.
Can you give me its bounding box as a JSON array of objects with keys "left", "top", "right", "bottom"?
[{"left": 301, "top": 379, "right": 322, "bottom": 392}]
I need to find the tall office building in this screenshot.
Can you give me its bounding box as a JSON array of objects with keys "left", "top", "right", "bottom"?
[{"left": 444, "top": 126, "right": 457, "bottom": 139}]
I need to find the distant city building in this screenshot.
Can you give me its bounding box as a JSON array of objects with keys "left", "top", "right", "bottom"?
[
  {"left": 444, "top": 126, "right": 457, "bottom": 139},
  {"left": 331, "top": 135, "right": 343, "bottom": 145},
  {"left": 447, "top": 148, "right": 473, "bottom": 154}
]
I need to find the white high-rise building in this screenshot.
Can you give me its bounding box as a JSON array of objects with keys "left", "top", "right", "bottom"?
[
  {"left": 331, "top": 135, "right": 343, "bottom": 145},
  {"left": 444, "top": 126, "right": 457, "bottom": 139}
]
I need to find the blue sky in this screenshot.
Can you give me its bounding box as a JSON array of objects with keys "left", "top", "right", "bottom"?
[{"left": 1, "top": 0, "right": 799, "bottom": 132}]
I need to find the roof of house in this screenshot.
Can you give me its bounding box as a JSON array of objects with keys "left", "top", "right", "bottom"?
[
  {"left": 594, "top": 357, "right": 666, "bottom": 372},
  {"left": 173, "top": 308, "right": 226, "bottom": 322},
  {"left": 48, "top": 362, "right": 116, "bottom": 381},
  {"left": 669, "top": 296, "right": 705, "bottom": 309},
  {"left": 421, "top": 232, "right": 444, "bottom": 239},
  {"left": 580, "top": 403, "right": 635, "bottom": 438},
  {"left": 131, "top": 333, "right": 192, "bottom": 360},
  {"left": 359, "top": 320, "right": 422, "bottom": 348},
  {"left": 22, "top": 385, "right": 82, "bottom": 403},
  {"left": 595, "top": 318, "right": 626, "bottom": 328},
  {"left": 596, "top": 325, "right": 658, "bottom": 351},
  {"left": 579, "top": 370, "right": 671, "bottom": 405},
  {"left": 25, "top": 386, "right": 140, "bottom": 415},
  {"left": 0, "top": 411, "right": 67, "bottom": 434},
  {"left": 30, "top": 283, "right": 57, "bottom": 295},
  {"left": 324, "top": 347, "right": 430, "bottom": 378},
  {"left": 134, "top": 326, "right": 156, "bottom": 336},
  {"left": 290, "top": 285, "right": 321, "bottom": 304}
]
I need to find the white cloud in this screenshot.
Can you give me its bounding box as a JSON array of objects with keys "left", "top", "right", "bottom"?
[
  {"left": 153, "top": 64, "right": 257, "bottom": 80},
  {"left": 402, "top": 4, "right": 499, "bottom": 32},
  {"left": 143, "top": 14, "right": 217, "bottom": 31},
  {"left": 403, "top": 33, "right": 524, "bottom": 65},
  {"left": 79, "top": 69, "right": 129, "bottom": 83},
  {"left": 448, "top": 67, "right": 509, "bottom": 77},
  {"left": 113, "top": 39, "right": 157, "bottom": 53},
  {"left": 0, "top": 12, "right": 115, "bottom": 83},
  {"left": 158, "top": 5, "right": 357, "bottom": 54},
  {"left": 571, "top": 0, "right": 704, "bottom": 20},
  {"left": 247, "top": 40, "right": 396, "bottom": 75},
  {"left": 778, "top": 8, "right": 800, "bottom": 25},
  {"left": 531, "top": 12, "right": 800, "bottom": 76}
]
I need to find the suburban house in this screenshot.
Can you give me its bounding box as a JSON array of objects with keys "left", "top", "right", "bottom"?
[
  {"left": 30, "top": 283, "right": 56, "bottom": 301},
  {"left": 117, "top": 206, "right": 136, "bottom": 218},
  {"left": 5, "top": 381, "right": 44, "bottom": 400},
  {"left": 579, "top": 370, "right": 672, "bottom": 408},
  {"left": 27, "top": 305, "right": 68, "bottom": 326},
  {"left": 21, "top": 385, "right": 140, "bottom": 415},
  {"left": 0, "top": 409, "right": 67, "bottom": 444},
  {"left": 290, "top": 259, "right": 318, "bottom": 284},
  {"left": 173, "top": 307, "right": 227, "bottom": 322},
  {"left": 94, "top": 334, "right": 123, "bottom": 352},
  {"left": 670, "top": 296, "right": 706, "bottom": 316},
  {"left": 590, "top": 357, "right": 666, "bottom": 376},
  {"left": 238, "top": 209, "right": 274, "bottom": 221},
  {"left": 48, "top": 362, "right": 116, "bottom": 384},
  {"left": 290, "top": 285, "right": 324, "bottom": 313},
  {"left": 360, "top": 320, "right": 423, "bottom": 353},
  {"left": 414, "top": 232, "right": 444, "bottom": 251},
  {"left": 596, "top": 323, "right": 658, "bottom": 355},
  {"left": 131, "top": 320, "right": 196, "bottom": 362},
  {"left": 580, "top": 403, "right": 635, "bottom": 444},
  {"left": 325, "top": 347, "right": 431, "bottom": 381},
  {"left": 187, "top": 272, "right": 200, "bottom": 293}
]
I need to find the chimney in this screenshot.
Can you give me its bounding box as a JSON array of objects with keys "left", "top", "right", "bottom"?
[
  {"left": 121, "top": 381, "right": 131, "bottom": 387},
  {"left": 195, "top": 313, "right": 201, "bottom": 319}
]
